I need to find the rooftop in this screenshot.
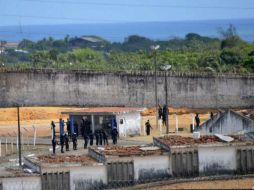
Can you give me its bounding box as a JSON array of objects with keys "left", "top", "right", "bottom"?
[
  {"left": 0, "top": 166, "right": 40, "bottom": 178},
  {"left": 61, "top": 107, "right": 145, "bottom": 115},
  {"left": 80, "top": 36, "right": 104, "bottom": 43},
  {"left": 153, "top": 135, "right": 253, "bottom": 149},
  {"left": 23, "top": 155, "right": 99, "bottom": 174},
  {"left": 37, "top": 155, "right": 97, "bottom": 165},
  {"left": 89, "top": 145, "right": 164, "bottom": 162}
]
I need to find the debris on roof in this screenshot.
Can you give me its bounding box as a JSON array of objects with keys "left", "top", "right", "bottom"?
[
  {"left": 61, "top": 107, "right": 145, "bottom": 115},
  {"left": 90, "top": 145, "right": 163, "bottom": 158},
  {"left": 37, "top": 155, "right": 96, "bottom": 165},
  {"left": 154, "top": 135, "right": 247, "bottom": 146}
]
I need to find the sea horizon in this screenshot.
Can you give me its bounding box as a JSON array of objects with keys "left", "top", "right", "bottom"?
[{"left": 0, "top": 18, "right": 254, "bottom": 43}]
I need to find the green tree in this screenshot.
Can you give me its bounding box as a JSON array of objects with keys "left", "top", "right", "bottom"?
[{"left": 220, "top": 48, "right": 243, "bottom": 65}]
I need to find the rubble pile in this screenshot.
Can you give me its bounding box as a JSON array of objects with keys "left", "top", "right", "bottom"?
[
  {"left": 156, "top": 135, "right": 245, "bottom": 146},
  {"left": 38, "top": 155, "right": 96, "bottom": 165},
  {"left": 94, "top": 146, "right": 163, "bottom": 157}
]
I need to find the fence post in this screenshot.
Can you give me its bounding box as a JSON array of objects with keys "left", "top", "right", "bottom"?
[
  {"left": 191, "top": 113, "right": 195, "bottom": 131},
  {"left": 33, "top": 125, "right": 37, "bottom": 148},
  {"left": 159, "top": 119, "right": 162, "bottom": 135},
  {"left": 16, "top": 134, "right": 18, "bottom": 151},
  {"left": 174, "top": 113, "right": 178, "bottom": 133},
  {"left": 11, "top": 138, "right": 14, "bottom": 154},
  {"left": 0, "top": 139, "right": 1, "bottom": 158},
  {"left": 23, "top": 127, "right": 29, "bottom": 148},
  {"left": 143, "top": 123, "right": 146, "bottom": 136},
  {"left": 22, "top": 133, "right": 24, "bottom": 150},
  {"left": 5, "top": 138, "right": 8, "bottom": 156}
]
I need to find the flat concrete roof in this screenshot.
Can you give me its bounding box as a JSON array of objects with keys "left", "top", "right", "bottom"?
[
  {"left": 37, "top": 155, "right": 97, "bottom": 165},
  {"left": 0, "top": 167, "right": 39, "bottom": 178},
  {"left": 153, "top": 135, "right": 254, "bottom": 150},
  {"left": 24, "top": 155, "right": 101, "bottom": 174},
  {"left": 90, "top": 145, "right": 164, "bottom": 159},
  {"left": 61, "top": 107, "right": 145, "bottom": 115}
]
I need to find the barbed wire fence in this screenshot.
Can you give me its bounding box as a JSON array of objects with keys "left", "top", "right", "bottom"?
[{"left": 0, "top": 124, "right": 42, "bottom": 167}]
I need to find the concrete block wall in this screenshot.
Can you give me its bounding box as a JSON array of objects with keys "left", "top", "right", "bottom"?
[
  {"left": 200, "top": 110, "right": 254, "bottom": 135},
  {"left": 70, "top": 165, "right": 107, "bottom": 190},
  {"left": 0, "top": 176, "right": 41, "bottom": 190},
  {"left": 133, "top": 155, "right": 171, "bottom": 181},
  {"left": 170, "top": 150, "right": 199, "bottom": 177},
  {"left": 1, "top": 69, "right": 254, "bottom": 108},
  {"left": 116, "top": 112, "right": 142, "bottom": 137},
  {"left": 198, "top": 146, "right": 236, "bottom": 175}
]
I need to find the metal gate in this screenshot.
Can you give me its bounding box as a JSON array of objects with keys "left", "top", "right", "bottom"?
[
  {"left": 107, "top": 161, "right": 134, "bottom": 186},
  {"left": 172, "top": 151, "right": 199, "bottom": 177},
  {"left": 237, "top": 149, "right": 254, "bottom": 174},
  {"left": 41, "top": 172, "right": 70, "bottom": 190}
]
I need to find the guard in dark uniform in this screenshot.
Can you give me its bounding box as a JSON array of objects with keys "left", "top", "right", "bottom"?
[
  {"left": 66, "top": 119, "right": 71, "bottom": 137},
  {"left": 102, "top": 129, "right": 108, "bottom": 146},
  {"left": 51, "top": 121, "right": 56, "bottom": 154},
  {"left": 195, "top": 113, "right": 200, "bottom": 129},
  {"left": 89, "top": 132, "right": 94, "bottom": 146},
  {"left": 95, "top": 130, "right": 99, "bottom": 146},
  {"left": 65, "top": 133, "right": 69, "bottom": 151},
  {"left": 111, "top": 128, "right": 118, "bottom": 145},
  {"left": 82, "top": 119, "right": 91, "bottom": 149},
  {"left": 59, "top": 118, "right": 65, "bottom": 153},
  {"left": 72, "top": 133, "right": 77, "bottom": 150},
  {"left": 145, "top": 120, "right": 152, "bottom": 136},
  {"left": 162, "top": 105, "right": 168, "bottom": 127}
]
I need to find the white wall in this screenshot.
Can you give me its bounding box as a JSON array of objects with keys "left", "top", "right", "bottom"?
[
  {"left": 133, "top": 155, "right": 171, "bottom": 180},
  {"left": 198, "top": 146, "right": 236, "bottom": 175},
  {"left": 200, "top": 110, "right": 254, "bottom": 135},
  {"left": 70, "top": 165, "right": 107, "bottom": 190},
  {"left": 116, "top": 112, "right": 141, "bottom": 137},
  {"left": 1, "top": 176, "right": 41, "bottom": 190}
]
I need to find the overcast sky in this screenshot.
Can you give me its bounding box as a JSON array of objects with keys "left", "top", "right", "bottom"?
[{"left": 0, "top": 0, "right": 254, "bottom": 26}]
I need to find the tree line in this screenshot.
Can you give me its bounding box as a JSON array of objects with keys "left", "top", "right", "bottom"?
[{"left": 1, "top": 25, "right": 254, "bottom": 73}]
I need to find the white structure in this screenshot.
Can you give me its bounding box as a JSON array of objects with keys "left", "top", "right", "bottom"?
[
  {"left": 62, "top": 107, "right": 145, "bottom": 137},
  {"left": 198, "top": 110, "right": 254, "bottom": 135},
  {"left": 116, "top": 110, "right": 144, "bottom": 137}
]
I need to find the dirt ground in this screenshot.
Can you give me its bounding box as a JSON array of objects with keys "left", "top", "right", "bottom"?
[
  {"left": 0, "top": 107, "right": 212, "bottom": 137},
  {"left": 1, "top": 107, "right": 254, "bottom": 189},
  {"left": 143, "top": 178, "right": 254, "bottom": 189},
  {"left": 0, "top": 106, "right": 251, "bottom": 138},
  {"left": 0, "top": 107, "right": 70, "bottom": 137}
]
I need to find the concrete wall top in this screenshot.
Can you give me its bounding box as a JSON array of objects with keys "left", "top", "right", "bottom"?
[
  {"left": 1, "top": 69, "right": 254, "bottom": 108},
  {"left": 1, "top": 68, "right": 254, "bottom": 79},
  {"left": 170, "top": 142, "right": 254, "bottom": 150}
]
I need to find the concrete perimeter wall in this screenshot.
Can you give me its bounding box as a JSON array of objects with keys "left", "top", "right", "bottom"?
[{"left": 1, "top": 69, "right": 254, "bottom": 108}]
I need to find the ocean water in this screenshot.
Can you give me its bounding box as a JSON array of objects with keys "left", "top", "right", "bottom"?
[{"left": 0, "top": 19, "right": 254, "bottom": 42}]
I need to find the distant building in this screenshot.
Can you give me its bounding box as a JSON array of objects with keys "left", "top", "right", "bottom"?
[
  {"left": 198, "top": 109, "right": 254, "bottom": 135},
  {"left": 69, "top": 35, "right": 106, "bottom": 48},
  {"left": 62, "top": 107, "right": 145, "bottom": 137},
  {"left": 0, "top": 42, "right": 19, "bottom": 54},
  {"left": 5, "top": 42, "right": 19, "bottom": 49},
  {"left": 14, "top": 49, "right": 29, "bottom": 54}
]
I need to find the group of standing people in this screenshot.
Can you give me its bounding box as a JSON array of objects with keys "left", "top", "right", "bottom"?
[
  {"left": 51, "top": 117, "right": 119, "bottom": 154},
  {"left": 51, "top": 119, "right": 78, "bottom": 154},
  {"left": 158, "top": 105, "right": 168, "bottom": 127},
  {"left": 144, "top": 108, "right": 208, "bottom": 136}
]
